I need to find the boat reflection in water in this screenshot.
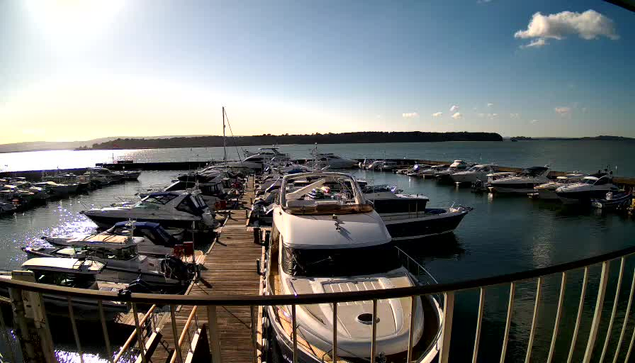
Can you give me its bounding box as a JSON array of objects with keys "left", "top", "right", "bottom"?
[{"left": 262, "top": 172, "right": 443, "bottom": 363}]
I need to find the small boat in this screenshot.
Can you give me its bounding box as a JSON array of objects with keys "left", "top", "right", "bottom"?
[
  {"left": 23, "top": 236, "right": 195, "bottom": 292},
  {"left": 82, "top": 191, "right": 216, "bottom": 230},
  {"left": 419, "top": 165, "right": 449, "bottom": 178},
  {"left": 435, "top": 160, "right": 470, "bottom": 182},
  {"left": 33, "top": 181, "right": 79, "bottom": 198},
  {"left": 450, "top": 164, "right": 498, "bottom": 185},
  {"left": 121, "top": 170, "right": 142, "bottom": 181},
  {"left": 0, "top": 258, "right": 129, "bottom": 320},
  {"left": 532, "top": 174, "right": 584, "bottom": 200},
  {"left": 263, "top": 172, "right": 443, "bottom": 363},
  {"left": 556, "top": 176, "right": 619, "bottom": 204},
  {"left": 592, "top": 191, "right": 634, "bottom": 210},
  {"left": 489, "top": 166, "right": 550, "bottom": 194},
  {"left": 43, "top": 221, "right": 182, "bottom": 257}
]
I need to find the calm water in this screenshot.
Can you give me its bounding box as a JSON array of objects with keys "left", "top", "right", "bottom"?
[
  {"left": 0, "top": 142, "right": 634, "bottom": 361},
  {"left": 1, "top": 140, "right": 634, "bottom": 176}
]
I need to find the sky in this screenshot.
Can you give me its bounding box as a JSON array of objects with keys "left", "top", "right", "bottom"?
[{"left": 0, "top": 0, "right": 634, "bottom": 144}]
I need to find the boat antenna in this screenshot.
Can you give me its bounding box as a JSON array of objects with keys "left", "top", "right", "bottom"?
[{"left": 222, "top": 106, "right": 227, "bottom": 162}]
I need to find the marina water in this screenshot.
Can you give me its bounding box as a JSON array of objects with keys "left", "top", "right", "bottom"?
[{"left": 1, "top": 140, "right": 634, "bottom": 362}]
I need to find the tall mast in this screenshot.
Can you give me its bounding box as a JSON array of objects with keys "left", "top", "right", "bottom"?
[{"left": 222, "top": 106, "right": 227, "bottom": 162}]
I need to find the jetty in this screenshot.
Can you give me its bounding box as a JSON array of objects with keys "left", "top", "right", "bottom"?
[{"left": 147, "top": 177, "right": 262, "bottom": 363}]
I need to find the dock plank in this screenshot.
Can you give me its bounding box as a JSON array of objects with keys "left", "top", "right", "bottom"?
[{"left": 150, "top": 177, "right": 261, "bottom": 363}]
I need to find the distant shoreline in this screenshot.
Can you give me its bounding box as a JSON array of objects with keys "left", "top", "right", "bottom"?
[
  {"left": 508, "top": 135, "right": 635, "bottom": 142},
  {"left": 79, "top": 131, "right": 503, "bottom": 151}
]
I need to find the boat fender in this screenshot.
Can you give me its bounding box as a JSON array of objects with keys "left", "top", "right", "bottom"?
[
  {"left": 262, "top": 316, "right": 270, "bottom": 329},
  {"left": 261, "top": 337, "right": 268, "bottom": 352},
  {"left": 256, "top": 259, "right": 263, "bottom": 276}
]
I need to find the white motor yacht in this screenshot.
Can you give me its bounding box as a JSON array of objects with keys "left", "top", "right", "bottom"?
[
  {"left": 264, "top": 172, "right": 442, "bottom": 363},
  {"left": 435, "top": 160, "right": 470, "bottom": 180},
  {"left": 34, "top": 181, "right": 79, "bottom": 198},
  {"left": 0, "top": 258, "right": 128, "bottom": 320},
  {"left": 489, "top": 166, "right": 550, "bottom": 194},
  {"left": 314, "top": 152, "right": 358, "bottom": 169},
  {"left": 82, "top": 191, "right": 215, "bottom": 230},
  {"left": 556, "top": 175, "right": 619, "bottom": 204},
  {"left": 228, "top": 147, "right": 291, "bottom": 170},
  {"left": 450, "top": 164, "right": 498, "bottom": 184},
  {"left": 43, "top": 221, "right": 183, "bottom": 257},
  {"left": 532, "top": 174, "right": 584, "bottom": 200},
  {"left": 23, "top": 235, "right": 194, "bottom": 291}
]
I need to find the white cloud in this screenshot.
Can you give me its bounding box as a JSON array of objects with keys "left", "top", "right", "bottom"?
[
  {"left": 477, "top": 0, "right": 492, "bottom": 3},
  {"left": 510, "top": 113, "right": 520, "bottom": 118},
  {"left": 530, "top": 119, "right": 539, "bottom": 124},
  {"left": 515, "top": 10, "right": 619, "bottom": 48},
  {"left": 487, "top": 103, "right": 494, "bottom": 108},
  {"left": 451, "top": 112, "right": 463, "bottom": 120},
  {"left": 555, "top": 107, "right": 571, "bottom": 117},
  {"left": 402, "top": 112, "right": 418, "bottom": 118},
  {"left": 477, "top": 113, "right": 485, "bottom": 118},
  {"left": 432, "top": 112, "right": 443, "bottom": 117},
  {"left": 450, "top": 105, "right": 459, "bottom": 113}
]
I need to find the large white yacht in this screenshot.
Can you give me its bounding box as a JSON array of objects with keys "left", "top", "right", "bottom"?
[
  {"left": 450, "top": 164, "right": 498, "bottom": 184},
  {"left": 263, "top": 172, "right": 442, "bottom": 363},
  {"left": 82, "top": 191, "right": 215, "bottom": 230},
  {"left": 313, "top": 153, "right": 358, "bottom": 169},
  {"left": 228, "top": 147, "right": 290, "bottom": 170},
  {"left": 532, "top": 173, "right": 584, "bottom": 200},
  {"left": 489, "top": 166, "right": 551, "bottom": 194},
  {"left": 556, "top": 175, "right": 619, "bottom": 204}
]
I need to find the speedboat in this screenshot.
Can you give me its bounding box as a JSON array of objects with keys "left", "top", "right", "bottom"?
[
  {"left": 592, "top": 191, "right": 634, "bottom": 211},
  {"left": 363, "top": 185, "right": 470, "bottom": 241},
  {"left": 419, "top": 165, "right": 448, "bottom": 178},
  {"left": 365, "top": 160, "right": 385, "bottom": 170},
  {"left": 263, "top": 172, "right": 443, "bottom": 363},
  {"left": 489, "top": 166, "right": 550, "bottom": 194},
  {"left": 0, "top": 258, "right": 128, "bottom": 320},
  {"left": 450, "top": 164, "right": 498, "bottom": 185},
  {"left": 434, "top": 160, "right": 470, "bottom": 182},
  {"left": 23, "top": 236, "right": 194, "bottom": 291},
  {"left": 227, "top": 147, "right": 291, "bottom": 170},
  {"left": 33, "top": 181, "right": 79, "bottom": 198},
  {"left": 532, "top": 174, "right": 584, "bottom": 200},
  {"left": 556, "top": 176, "right": 619, "bottom": 204},
  {"left": 82, "top": 191, "right": 216, "bottom": 230},
  {"left": 43, "top": 221, "right": 183, "bottom": 257},
  {"left": 314, "top": 153, "right": 358, "bottom": 169}
]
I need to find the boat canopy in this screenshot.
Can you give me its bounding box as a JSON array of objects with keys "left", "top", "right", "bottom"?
[
  {"left": 522, "top": 166, "right": 549, "bottom": 177},
  {"left": 21, "top": 258, "right": 105, "bottom": 274},
  {"left": 109, "top": 221, "right": 177, "bottom": 246}
]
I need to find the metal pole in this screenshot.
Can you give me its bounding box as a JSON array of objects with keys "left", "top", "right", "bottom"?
[
  {"left": 583, "top": 261, "right": 610, "bottom": 363},
  {"left": 206, "top": 306, "right": 222, "bottom": 363}
]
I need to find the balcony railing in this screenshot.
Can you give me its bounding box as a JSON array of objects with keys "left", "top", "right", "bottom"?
[{"left": 2, "top": 244, "right": 635, "bottom": 362}]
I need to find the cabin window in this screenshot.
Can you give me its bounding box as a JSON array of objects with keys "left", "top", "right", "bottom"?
[
  {"left": 281, "top": 244, "right": 402, "bottom": 277},
  {"left": 34, "top": 271, "right": 96, "bottom": 289},
  {"left": 142, "top": 194, "right": 177, "bottom": 205},
  {"left": 595, "top": 177, "right": 609, "bottom": 186}
]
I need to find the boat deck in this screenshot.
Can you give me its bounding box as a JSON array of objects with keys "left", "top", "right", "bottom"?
[{"left": 150, "top": 177, "right": 261, "bottom": 363}]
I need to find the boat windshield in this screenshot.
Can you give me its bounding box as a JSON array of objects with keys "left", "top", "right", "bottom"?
[
  {"left": 282, "top": 244, "right": 402, "bottom": 277},
  {"left": 282, "top": 173, "right": 370, "bottom": 214},
  {"left": 34, "top": 271, "right": 97, "bottom": 289}
]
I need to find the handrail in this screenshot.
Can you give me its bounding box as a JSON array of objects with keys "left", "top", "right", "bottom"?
[
  {"left": 113, "top": 304, "right": 157, "bottom": 363},
  {"left": 169, "top": 306, "right": 198, "bottom": 363},
  {"left": 3, "top": 244, "right": 635, "bottom": 305}
]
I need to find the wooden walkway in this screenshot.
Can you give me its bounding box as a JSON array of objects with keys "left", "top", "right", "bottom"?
[{"left": 150, "top": 178, "right": 262, "bottom": 363}]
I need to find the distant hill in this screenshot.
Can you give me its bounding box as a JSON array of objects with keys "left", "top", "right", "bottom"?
[
  {"left": 0, "top": 138, "right": 117, "bottom": 153},
  {"left": 87, "top": 131, "right": 503, "bottom": 150},
  {"left": 507, "top": 135, "right": 634, "bottom": 142}
]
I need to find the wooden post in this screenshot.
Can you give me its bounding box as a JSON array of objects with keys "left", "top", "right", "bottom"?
[
  {"left": 9, "top": 287, "right": 56, "bottom": 363},
  {"left": 207, "top": 306, "right": 222, "bottom": 363}
]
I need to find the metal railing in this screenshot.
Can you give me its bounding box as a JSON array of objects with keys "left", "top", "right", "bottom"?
[{"left": 3, "top": 244, "right": 635, "bottom": 362}]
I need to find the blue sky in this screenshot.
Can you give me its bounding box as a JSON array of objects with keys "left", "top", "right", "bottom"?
[{"left": 0, "top": 0, "right": 633, "bottom": 143}]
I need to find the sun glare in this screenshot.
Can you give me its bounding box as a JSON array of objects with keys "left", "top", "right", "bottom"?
[{"left": 24, "top": 0, "right": 125, "bottom": 50}]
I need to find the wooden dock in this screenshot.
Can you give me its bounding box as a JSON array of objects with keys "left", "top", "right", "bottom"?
[{"left": 149, "top": 178, "right": 262, "bottom": 363}]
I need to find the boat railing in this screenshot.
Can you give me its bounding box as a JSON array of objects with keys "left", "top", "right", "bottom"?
[
  {"left": 3, "top": 245, "right": 635, "bottom": 362},
  {"left": 395, "top": 246, "right": 439, "bottom": 286}
]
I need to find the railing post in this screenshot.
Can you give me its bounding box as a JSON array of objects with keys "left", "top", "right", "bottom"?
[
  {"left": 67, "top": 297, "right": 84, "bottom": 363},
  {"left": 472, "top": 288, "right": 485, "bottom": 363},
  {"left": 292, "top": 304, "right": 298, "bottom": 363},
  {"left": 407, "top": 296, "right": 417, "bottom": 363},
  {"left": 98, "top": 300, "right": 113, "bottom": 362},
  {"left": 500, "top": 282, "right": 515, "bottom": 363},
  {"left": 547, "top": 272, "right": 567, "bottom": 363},
  {"left": 583, "top": 261, "right": 610, "bottom": 363},
  {"left": 206, "top": 306, "right": 222, "bottom": 363},
  {"left": 371, "top": 299, "right": 378, "bottom": 363},
  {"left": 170, "top": 305, "right": 184, "bottom": 363},
  {"left": 525, "top": 277, "right": 543, "bottom": 363},
  {"left": 132, "top": 303, "right": 147, "bottom": 363},
  {"left": 613, "top": 268, "right": 635, "bottom": 363},
  {"left": 440, "top": 292, "right": 455, "bottom": 363},
  {"left": 568, "top": 267, "right": 590, "bottom": 363},
  {"left": 332, "top": 303, "right": 338, "bottom": 362},
  {"left": 600, "top": 257, "right": 625, "bottom": 363}
]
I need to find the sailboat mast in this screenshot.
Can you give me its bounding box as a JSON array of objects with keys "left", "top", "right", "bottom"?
[{"left": 222, "top": 106, "right": 227, "bottom": 162}]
